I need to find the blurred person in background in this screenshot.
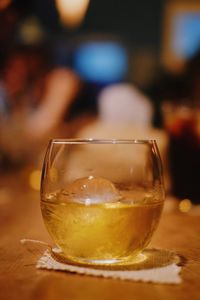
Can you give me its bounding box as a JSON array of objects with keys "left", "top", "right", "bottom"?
[
  {"left": 0, "top": 45, "right": 48, "bottom": 117},
  {"left": 0, "top": 44, "right": 80, "bottom": 169}
]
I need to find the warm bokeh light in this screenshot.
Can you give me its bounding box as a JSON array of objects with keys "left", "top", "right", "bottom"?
[
  {"left": 179, "top": 199, "right": 192, "bottom": 213},
  {"left": 29, "top": 170, "right": 42, "bottom": 191},
  {"left": 18, "top": 17, "right": 44, "bottom": 44},
  {"left": 0, "top": 0, "right": 11, "bottom": 10},
  {"left": 55, "top": 0, "right": 90, "bottom": 27}
]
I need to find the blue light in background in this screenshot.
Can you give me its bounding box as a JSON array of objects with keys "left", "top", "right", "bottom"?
[
  {"left": 172, "top": 13, "right": 200, "bottom": 59},
  {"left": 74, "top": 42, "right": 128, "bottom": 83}
]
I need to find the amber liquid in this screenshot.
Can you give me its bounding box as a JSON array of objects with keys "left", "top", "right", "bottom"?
[{"left": 41, "top": 191, "right": 163, "bottom": 265}]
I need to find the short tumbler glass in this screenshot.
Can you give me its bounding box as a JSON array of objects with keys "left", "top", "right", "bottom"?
[{"left": 40, "top": 139, "right": 164, "bottom": 266}]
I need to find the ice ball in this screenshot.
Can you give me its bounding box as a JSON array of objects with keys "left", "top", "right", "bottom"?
[{"left": 66, "top": 176, "right": 120, "bottom": 204}]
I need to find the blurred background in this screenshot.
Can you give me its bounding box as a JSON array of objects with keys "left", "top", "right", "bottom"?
[{"left": 0, "top": 0, "right": 200, "bottom": 207}]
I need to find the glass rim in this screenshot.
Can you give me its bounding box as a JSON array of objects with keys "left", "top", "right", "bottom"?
[{"left": 50, "top": 138, "right": 157, "bottom": 145}]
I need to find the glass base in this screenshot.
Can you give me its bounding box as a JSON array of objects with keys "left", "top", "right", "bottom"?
[{"left": 51, "top": 248, "right": 147, "bottom": 267}]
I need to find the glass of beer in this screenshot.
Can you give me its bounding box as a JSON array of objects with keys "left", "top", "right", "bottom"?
[{"left": 40, "top": 139, "right": 164, "bottom": 266}]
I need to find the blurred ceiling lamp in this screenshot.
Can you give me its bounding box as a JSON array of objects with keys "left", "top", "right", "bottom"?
[
  {"left": 55, "top": 0, "right": 90, "bottom": 28},
  {"left": 0, "top": 0, "right": 11, "bottom": 10}
]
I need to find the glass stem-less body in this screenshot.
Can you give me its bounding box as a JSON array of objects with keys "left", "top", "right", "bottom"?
[{"left": 41, "top": 139, "right": 164, "bottom": 265}]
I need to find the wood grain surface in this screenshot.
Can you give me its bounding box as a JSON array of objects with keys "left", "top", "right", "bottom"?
[{"left": 0, "top": 173, "right": 200, "bottom": 300}]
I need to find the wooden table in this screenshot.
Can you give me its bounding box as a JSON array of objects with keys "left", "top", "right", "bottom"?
[{"left": 0, "top": 173, "right": 200, "bottom": 300}]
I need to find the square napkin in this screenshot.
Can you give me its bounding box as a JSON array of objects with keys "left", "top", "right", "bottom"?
[{"left": 21, "top": 239, "right": 182, "bottom": 284}]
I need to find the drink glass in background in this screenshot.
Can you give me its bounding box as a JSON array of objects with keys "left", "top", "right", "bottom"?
[
  {"left": 40, "top": 139, "right": 164, "bottom": 266},
  {"left": 162, "top": 102, "right": 200, "bottom": 204}
]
